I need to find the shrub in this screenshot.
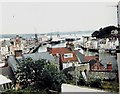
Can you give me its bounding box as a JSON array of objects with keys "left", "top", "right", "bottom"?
[
  {"left": 89, "top": 79, "right": 102, "bottom": 88},
  {"left": 77, "top": 76, "right": 86, "bottom": 86}
]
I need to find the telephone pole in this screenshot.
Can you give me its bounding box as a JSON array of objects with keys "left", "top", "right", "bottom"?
[{"left": 117, "top": 2, "right": 120, "bottom": 94}]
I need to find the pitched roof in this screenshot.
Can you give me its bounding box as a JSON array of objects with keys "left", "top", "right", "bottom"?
[
  {"left": 48, "top": 47, "right": 78, "bottom": 63},
  {"left": 23, "top": 52, "right": 55, "bottom": 63},
  {"left": 89, "top": 59, "right": 104, "bottom": 68},
  {"left": 60, "top": 53, "right": 78, "bottom": 63},
  {"left": 74, "top": 49, "right": 98, "bottom": 62},
  {"left": 100, "top": 56, "right": 118, "bottom": 71},
  {"left": 7, "top": 52, "right": 56, "bottom": 73},
  {"left": 49, "top": 47, "right": 72, "bottom": 55},
  {"left": 74, "top": 50, "right": 85, "bottom": 63},
  {"left": 84, "top": 56, "right": 97, "bottom": 62},
  {"left": 7, "top": 55, "right": 19, "bottom": 72},
  {"left": 89, "top": 59, "right": 97, "bottom": 66}
]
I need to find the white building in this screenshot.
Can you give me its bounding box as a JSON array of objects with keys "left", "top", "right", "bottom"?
[
  {"left": 0, "top": 74, "right": 12, "bottom": 91},
  {"left": 0, "top": 46, "right": 9, "bottom": 56},
  {"left": 90, "top": 39, "right": 98, "bottom": 49},
  {"left": 82, "top": 36, "right": 98, "bottom": 49},
  {"left": 115, "top": 38, "right": 119, "bottom": 47},
  {"left": 98, "top": 38, "right": 119, "bottom": 50},
  {"left": 38, "top": 34, "right": 49, "bottom": 42}
]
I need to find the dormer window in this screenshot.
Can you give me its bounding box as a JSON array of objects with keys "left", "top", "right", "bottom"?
[{"left": 64, "top": 53, "right": 73, "bottom": 58}]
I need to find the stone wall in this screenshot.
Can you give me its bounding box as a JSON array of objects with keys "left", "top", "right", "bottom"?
[{"left": 88, "top": 71, "right": 116, "bottom": 80}]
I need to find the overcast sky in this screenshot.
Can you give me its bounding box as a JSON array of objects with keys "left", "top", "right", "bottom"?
[{"left": 0, "top": 1, "right": 118, "bottom": 34}]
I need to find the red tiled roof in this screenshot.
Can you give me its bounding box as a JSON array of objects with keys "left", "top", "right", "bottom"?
[
  {"left": 61, "top": 53, "right": 78, "bottom": 63},
  {"left": 48, "top": 47, "right": 78, "bottom": 63},
  {"left": 49, "top": 47, "right": 72, "bottom": 55},
  {"left": 84, "top": 56, "right": 97, "bottom": 62}
]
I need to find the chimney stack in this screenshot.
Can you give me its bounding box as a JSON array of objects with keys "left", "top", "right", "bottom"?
[
  {"left": 47, "top": 47, "right": 52, "bottom": 52},
  {"left": 14, "top": 50, "right": 22, "bottom": 57},
  {"left": 107, "top": 62, "right": 112, "bottom": 71}
]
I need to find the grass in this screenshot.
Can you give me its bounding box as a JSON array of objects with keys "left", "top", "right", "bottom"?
[{"left": 101, "top": 81, "right": 119, "bottom": 93}]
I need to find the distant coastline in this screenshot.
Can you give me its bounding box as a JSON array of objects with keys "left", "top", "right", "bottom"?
[{"left": 0, "top": 31, "right": 94, "bottom": 38}]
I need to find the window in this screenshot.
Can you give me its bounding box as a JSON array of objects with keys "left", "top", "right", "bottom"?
[{"left": 64, "top": 53, "right": 73, "bottom": 58}]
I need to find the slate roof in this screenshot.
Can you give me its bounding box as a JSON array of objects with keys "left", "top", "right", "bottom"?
[
  {"left": 7, "top": 52, "right": 56, "bottom": 73},
  {"left": 74, "top": 50, "right": 85, "bottom": 63},
  {"left": 74, "top": 50, "right": 97, "bottom": 63},
  {"left": 7, "top": 55, "right": 19, "bottom": 72},
  {"left": 89, "top": 59, "right": 104, "bottom": 68},
  {"left": 23, "top": 52, "right": 55, "bottom": 63},
  {"left": 100, "top": 56, "right": 118, "bottom": 71},
  {"left": 84, "top": 56, "right": 97, "bottom": 62},
  {"left": 89, "top": 59, "right": 97, "bottom": 66}
]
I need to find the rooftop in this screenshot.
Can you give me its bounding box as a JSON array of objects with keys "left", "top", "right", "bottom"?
[
  {"left": 84, "top": 56, "right": 97, "bottom": 62},
  {"left": 0, "top": 74, "right": 12, "bottom": 85},
  {"left": 48, "top": 47, "right": 72, "bottom": 55},
  {"left": 48, "top": 47, "right": 78, "bottom": 63},
  {"left": 100, "top": 56, "right": 118, "bottom": 71},
  {"left": 23, "top": 52, "right": 56, "bottom": 63}
]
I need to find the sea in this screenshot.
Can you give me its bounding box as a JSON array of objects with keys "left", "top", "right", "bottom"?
[{"left": 0, "top": 31, "right": 93, "bottom": 40}]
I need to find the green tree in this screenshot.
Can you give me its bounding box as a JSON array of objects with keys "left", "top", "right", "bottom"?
[
  {"left": 15, "top": 58, "right": 66, "bottom": 92},
  {"left": 77, "top": 75, "right": 86, "bottom": 86},
  {"left": 89, "top": 78, "right": 102, "bottom": 88},
  {"left": 92, "top": 26, "right": 118, "bottom": 38}
]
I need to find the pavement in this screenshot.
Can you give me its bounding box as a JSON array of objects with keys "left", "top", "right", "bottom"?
[{"left": 61, "top": 84, "right": 118, "bottom": 94}]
